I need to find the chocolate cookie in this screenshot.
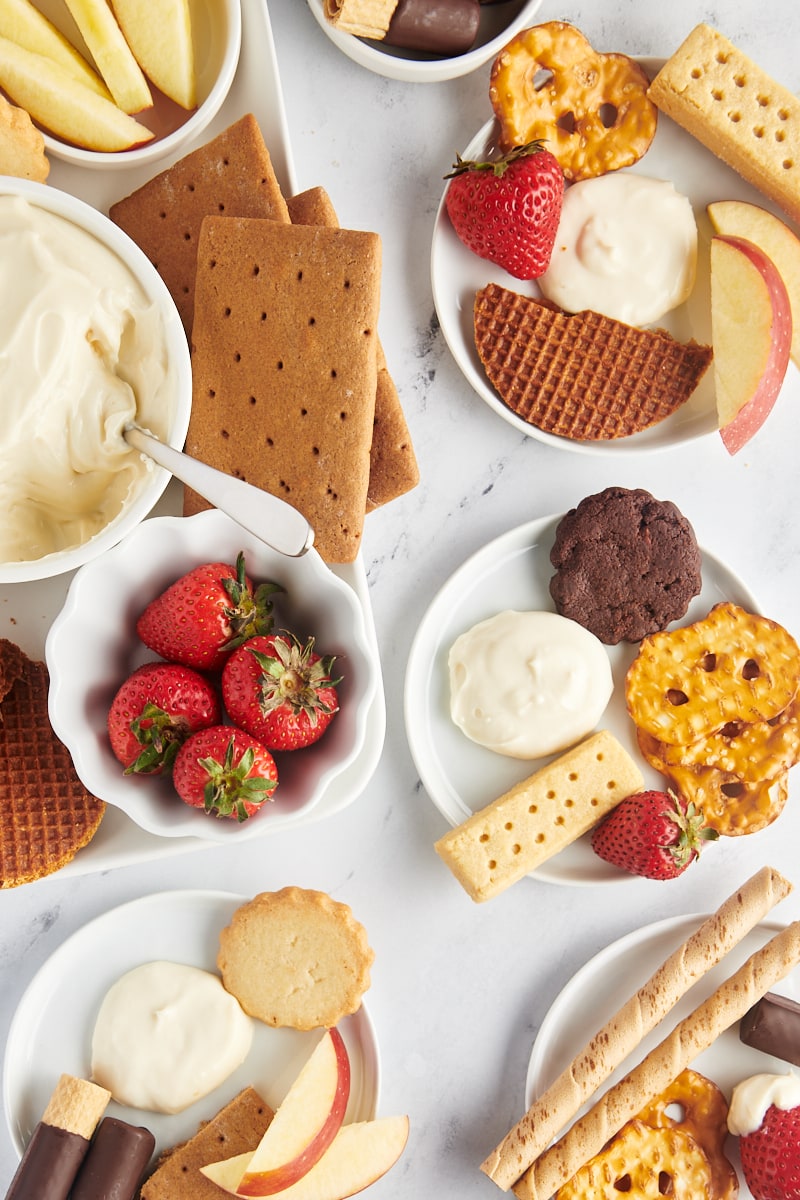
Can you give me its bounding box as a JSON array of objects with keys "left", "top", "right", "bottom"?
[{"left": 549, "top": 487, "right": 702, "bottom": 644}]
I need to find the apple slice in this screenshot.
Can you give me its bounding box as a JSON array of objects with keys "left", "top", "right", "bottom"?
[
  {"left": 110, "top": 0, "right": 196, "bottom": 109},
  {"left": 0, "top": 35, "right": 153, "bottom": 150},
  {"left": 204, "top": 1117, "right": 410, "bottom": 1200},
  {"left": 62, "top": 0, "right": 151, "bottom": 113},
  {"left": 201, "top": 1027, "right": 351, "bottom": 1196},
  {"left": 708, "top": 199, "right": 800, "bottom": 368},
  {"left": 0, "top": 0, "right": 109, "bottom": 95},
  {"left": 710, "top": 234, "right": 792, "bottom": 455}
]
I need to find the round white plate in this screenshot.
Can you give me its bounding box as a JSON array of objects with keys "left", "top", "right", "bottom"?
[
  {"left": 404, "top": 513, "right": 759, "bottom": 886},
  {"left": 3, "top": 891, "right": 380, "bottom": 1163},
  {"left": 431, "top": 58, "right": 800, "bottom": 454},
  {"left": 525, "top": 915, "right": 800, "bottom": 1197},
  {"left": 306, "top": 0, "right": 542, "bottom": 84}
]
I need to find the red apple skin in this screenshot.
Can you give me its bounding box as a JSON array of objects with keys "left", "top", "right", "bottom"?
[
  {"left": 713, "top": 234, "right": 792, "bottom": 455},
  {"left": 236, "top": 1027, "right": 351, "bottom": 1197}
]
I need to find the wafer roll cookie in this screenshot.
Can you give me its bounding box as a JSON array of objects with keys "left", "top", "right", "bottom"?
[
  {"left": 482, "top": 865, "right": 792, "bottom": 1190},
  {"left": 324, "top": 0, "right": 398, "bottom": 38},
  {"left": 514, "top": 921, "right": 800, "bottom": 1200}
]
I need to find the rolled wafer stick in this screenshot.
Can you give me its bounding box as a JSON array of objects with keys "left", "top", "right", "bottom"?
[
  {"left": 323, "top": 0, "right": 398, "bottom": 38},
  {"left": 481, "top": 865, "right": 792, "bottom": 1189},
  {"left": 513, "top": 919, "right": 800, "bottom": 1200}
]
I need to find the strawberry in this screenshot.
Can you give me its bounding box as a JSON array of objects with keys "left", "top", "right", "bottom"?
[
  {"left": 136, "top": 551, "right": 283, "bottom": 672},
  {"left": 739, "top": 1101, "right": 800, "bottom": 1199},
  {"left": 172, "top": 725, "right": 278, "bottom": 821},
  {"left": 444, "top": 140, "right": 564, "bottom": 280},
  {"left": 108, "top": 661, "right": 221, "bottom": 775},
  {"left": 590, "top": 790, "right": 718, "bottom": 880},
  {"left": 221, "top": 632, "right": 340, "bottom": 752}
]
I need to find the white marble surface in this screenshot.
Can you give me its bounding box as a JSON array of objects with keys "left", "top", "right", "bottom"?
[{"left": 3, "top": 0, "right": 800, "bottom": 1195}]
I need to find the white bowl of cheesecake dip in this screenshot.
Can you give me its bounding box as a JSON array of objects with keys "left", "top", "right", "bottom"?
[{"left": 0, "top": 179, "right": 191, "bottom": 583}]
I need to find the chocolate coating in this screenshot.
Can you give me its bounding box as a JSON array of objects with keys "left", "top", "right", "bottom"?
[
  {"left": 5, "top": 1122, "right": 89, "bottom": 1200},
  {"left": 70, "top": 1117, "right": 155, "bottom": 1200},
  {"left": 384, "top": 0, "right": 481, "bottom": 55},
  {"left": 740, "top": 991, "right": 800, "bottom": 1068}
]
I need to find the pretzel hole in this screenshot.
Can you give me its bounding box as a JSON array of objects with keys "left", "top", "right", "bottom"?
[
  {"left": 701, "top": 653, "right": 716, "bottom": 671},
  {"left": 659, "top": 1172, "right": 675, "bottom": 1195},
  {"left": 599, "top": 102, "right": 619, "bottom": 128},
  {"left": 614, "top": 1174, "right": 632, "bottom": 1191},
  {"left": 742, "top": 659, "right": 761, "bottom": 680},
  {"left": 666, "top": 689, "right": 689, "bottom": 706},
  {"left": 557, "top": 111, "right": 576, "bottom": 134},
  {"left": 664, "top": 1101, "right": 685, "bottom": 1122},
  {"left": 720, "top": 721, "right": 742, "bottom": 738},
  {"left": 533, "top": 67, "right": 554, "bottom": 91},
  {"left": 722, "top": 781, "right": 745, "bottom": 798}
]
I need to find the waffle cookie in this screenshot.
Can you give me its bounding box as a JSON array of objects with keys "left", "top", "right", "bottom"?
[
  {"left": 474, "top": 282, "right": 712, "bottom": 440},
  {"left": 0, "top": 640, "right": 104, "bottom": 887}
]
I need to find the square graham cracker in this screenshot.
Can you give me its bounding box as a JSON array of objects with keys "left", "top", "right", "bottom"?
[
  {"left": 109, "top": 113, "right": 289, "bottom": 335},
  {"left": 186, "top": 217, "right": 381, "bottom": 563},
  {"left": 287, "top": 186, "right": 419, "bottom": 512}
]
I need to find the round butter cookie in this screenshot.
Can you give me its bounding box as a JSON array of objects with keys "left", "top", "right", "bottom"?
[{"left": 217, "top": 887, "right": 374, "bottom": 1030}]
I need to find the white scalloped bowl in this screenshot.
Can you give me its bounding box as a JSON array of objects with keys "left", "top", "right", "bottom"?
[
  {"left": 307, "top": 0, "right": 543, "bottom": 83},
  {"left": 33, "top": 0, "right": 241, "bottom": 170},
  {"left": 45, "top": 510, "right": 380, "bottom": 841},
  {"left": 0, "top": 178, "right": 191, "bottom": 584}
]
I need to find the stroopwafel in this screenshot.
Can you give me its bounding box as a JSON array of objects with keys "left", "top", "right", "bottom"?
[
  {"left": 0, "top": 639, "right": 104, "bottom": 888},
  {"left": 474, "top": 282, "right": 712, "bottom": 440}
]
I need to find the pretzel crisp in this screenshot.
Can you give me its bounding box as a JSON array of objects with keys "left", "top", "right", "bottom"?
[
  {"left": 625, "top": 602, "right": 800, "bottom": 747},
  {"left": 489, "top": 22, "right": 658, "bottom": 181},
  {"left": 554, "top": 1118, "right": 712, "bottom": 1199}
]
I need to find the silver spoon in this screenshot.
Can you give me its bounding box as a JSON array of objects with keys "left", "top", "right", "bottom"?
[{"left": 124, "top": 424, "right": 315, "bottom": 558}]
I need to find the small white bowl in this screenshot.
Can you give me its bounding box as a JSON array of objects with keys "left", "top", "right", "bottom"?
[
  {"left": 0, "top": 178, "right": 191, "bottom": 583},
  {"left": 45, "top": 510, "right": 381, "bottom": 842},
  {"left": 35, "top": 0, "right": 241, "bottom": 170},
  {"left": 307, "top": 0, "right": 542, "bottom": 83}
]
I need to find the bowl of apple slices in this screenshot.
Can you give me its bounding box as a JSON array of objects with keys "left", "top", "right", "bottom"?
[{"left": 0, "top": 0, "right": 241, "bottom": 169}]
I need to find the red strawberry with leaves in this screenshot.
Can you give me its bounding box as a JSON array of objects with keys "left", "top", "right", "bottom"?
[
  {"left": 221, "top": 632, "right": 340, "bottom": 752},
  {"left": 444, "top": 140, "right": 564, "bottom": 280},
  {"left": 137, "top": 551, "right": 283, "bottom": 672},
  {"left": 172, "top": 725, "right": 278, "bottom": 821},
  {"left": 590, "top": 790, "right": 718, "bottom": 880},
  {"left": 108, "top": 661, "right": 221, "bottom": 775},
  {"left": 738, "top": 1099, "right": 800, "bottom": 1199}
]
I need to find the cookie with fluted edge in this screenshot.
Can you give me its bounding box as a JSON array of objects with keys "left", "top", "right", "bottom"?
[{"left": 217, "top": 887, "right": 374, "bottom": 1030}]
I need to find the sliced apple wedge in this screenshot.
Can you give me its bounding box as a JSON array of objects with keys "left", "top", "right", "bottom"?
[
  {"left": 62, "top": 0, "right": 151, "bottom": 113},
  {"left": 203, "top": 1118, "right": 410, "bottom": 1200},
  {"left": 0, "top": 35, "right": 153, "bottom": 150},
  {"left": 708, "top": 199, "right": 800, "bottom": 368},
  {"left": 201, "top": 1027, "right": 351, "bottom": 1196},
  {"left": 0, "top": 0, "right": 109, "bottom": 95},
  {"left": 710, "top": 234, "right": 792, "bottom": 455},
  {"left": 111, "top": 0, "right": 196, "bottom": 109}
]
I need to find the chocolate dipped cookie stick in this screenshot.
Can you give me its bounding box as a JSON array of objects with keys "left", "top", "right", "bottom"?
[
  {"left": 69, "top": 1117, "right": 155, "bottom": 1200},
  {"left": 4, "top": 1075, "right": 110, "bottom": 1200},
  {"left": 740, "top": 990, "right": 800, "bottom": 1067},
  {"left": 482, "top": 865, "right": 792, "bottom": 1190}
]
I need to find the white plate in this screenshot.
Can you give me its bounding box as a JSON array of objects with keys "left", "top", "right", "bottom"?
[
  {"left": 3, "top": 890, "right": 380, "bottom": 1164},
  {"left": 306, "top": 0, "right": 542, "bottom": 84},
  {"left": 525, "top": 915, "right": 800, "bottom": 1198},
  {"left": 431, "top": 58, "right": 800, "bottom": 454},
  {"left": 403, "top": 512, "right": 759, "bottom": 886}
]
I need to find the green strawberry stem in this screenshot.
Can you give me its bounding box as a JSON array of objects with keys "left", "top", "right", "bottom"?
[{"left": 444, "top": 140, "right": 549, "bottom": 180}]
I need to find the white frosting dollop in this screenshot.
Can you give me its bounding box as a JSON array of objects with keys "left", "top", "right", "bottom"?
[
  {"left": 91, "top": 961, "right": 253, "bottom": 1114},
  {"left": 728, "top": 1070, "right": 800, "bottom": 1137},
  {"left": 538, "top": 173, "right": 698, "bottom": 326},
  {"left": 448, "top": 609, "right": 613, "bottom": 759}
]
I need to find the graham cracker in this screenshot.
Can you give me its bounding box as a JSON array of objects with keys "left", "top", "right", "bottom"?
[
  {"left": 185, "top": 216, "right": 380, "bottom": 563},
  {"left": 109, "top": 113, "right": 289, "bottom": 335},
  {"left": 287, "top": 185, "right": 419, "bottom": 512},
  {"left": 0, "top": 640, "right": 105, "bottom": 888},
  {"left": 140, "top": 1087, "right": 274, "bottom": 1200}
]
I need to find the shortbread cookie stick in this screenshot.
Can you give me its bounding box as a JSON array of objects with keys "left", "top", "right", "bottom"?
[
  {"left": 482, "top": 865, "right": 792, "bottom": 1189},
  {"left": 514, "top": 920, "right": 800, "bottom": 1200},
  {"left": 323, "top": 0, "right": 398, "bottom": 38},
  {"left": 6, "top": 1074, "right": 111, "bottom": 1200}
]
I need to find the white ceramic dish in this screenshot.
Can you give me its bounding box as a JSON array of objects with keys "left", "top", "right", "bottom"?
[
  {"left": 46, "top": 510, "right": 381, "bottom": 842},
  {"left": 431, "top": 58, "right": 800, "bottom": 453},
  {"left": 525, "top": 914, "right": 799, "bottom": 1198},
  {"left": 3, "top": 890, "right": 381, "bottom": 1164},
  {"left": 306, "top": 0, "right": 542, "bottom": 83},
  {"left": 404, "top": 512, "right": 760, "bottom": 887},
  {"left": 31, "top": 0, "right": 241, "bottom": 170},
  {"left": 0, "top": 178, "right": 191, "bottom": 585}
]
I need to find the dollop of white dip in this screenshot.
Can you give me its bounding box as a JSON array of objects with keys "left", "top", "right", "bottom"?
[
  {"left": 0, "top": 195, "right": 175, "bottom": 563},
  {"left": 91, "top": 961, "right": 253, "bottom": 1114},
  {"left": 728, "top": 1070, "right": 800, "bottom": 1137},
  {"left": 538, "top": 174, "right": 698, "bottom": 326},
  {"left": 448, "top": 610, "right": 613, "bottom": 759}
]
